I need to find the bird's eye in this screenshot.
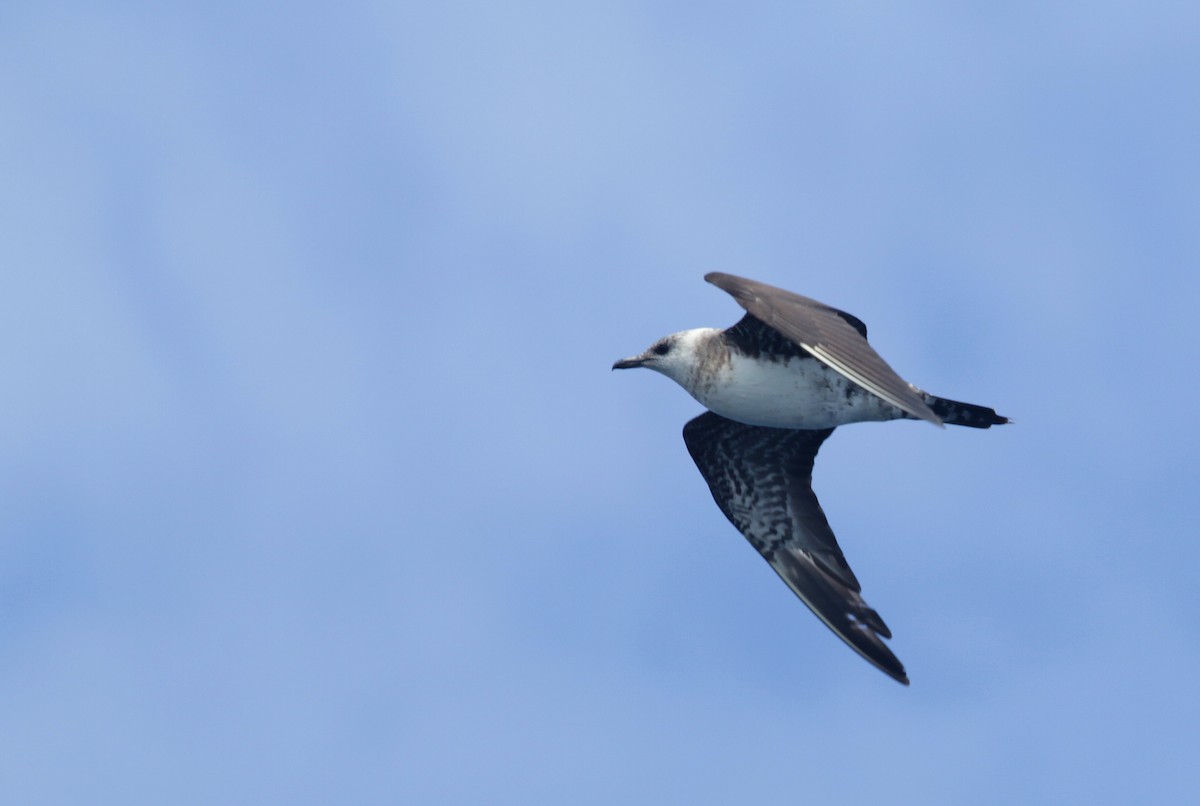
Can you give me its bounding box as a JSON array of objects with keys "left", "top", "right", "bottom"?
[{"left": 653, "top": 342, "right": 671, "bottom": 356}]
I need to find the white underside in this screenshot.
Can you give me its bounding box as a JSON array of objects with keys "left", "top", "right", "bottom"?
[{"left": 686, "top": 352, "right": 904, "bottom": 429}]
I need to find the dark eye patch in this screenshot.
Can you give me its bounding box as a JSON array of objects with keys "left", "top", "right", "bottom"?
[{"left": 653, "top": 342, "right": 671, "bottom": 356}]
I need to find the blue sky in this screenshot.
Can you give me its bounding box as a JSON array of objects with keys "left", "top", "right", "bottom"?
[{"left": 2, "top": 2, "right": 1198, "bottom": 803}]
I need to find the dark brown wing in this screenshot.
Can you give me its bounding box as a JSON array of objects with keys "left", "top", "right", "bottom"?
[
  {"left": 705, "top": 272, "right": 941, "bottom": 426},
  {"left": 683, "top": 411, "right": 909, "bottom": 685}
]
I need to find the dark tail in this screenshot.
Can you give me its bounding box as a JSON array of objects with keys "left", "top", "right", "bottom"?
[{"left": 922, "top": 394, "right": 1009, "bottom": 429}]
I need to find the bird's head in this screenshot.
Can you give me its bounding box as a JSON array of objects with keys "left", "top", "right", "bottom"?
[{"left": 611, "top": 329, "right": 712, "bottom": 385}]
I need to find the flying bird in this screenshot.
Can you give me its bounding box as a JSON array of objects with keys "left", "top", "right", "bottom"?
[{"left": 613, "top": 273, "right": 1007, "bottom": 685}]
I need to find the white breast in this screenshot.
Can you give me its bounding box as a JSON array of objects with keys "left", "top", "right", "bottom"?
[{"left": 687, "top": 352, "right": 903, "bottom": 429}]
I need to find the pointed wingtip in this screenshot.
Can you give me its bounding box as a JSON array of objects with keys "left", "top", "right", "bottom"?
[
  {"left": 914, "top": 401, "right": 945, "bottom": 427},
  {"left": 704, "top": 271, "right": 743, "bottom": 290},
  {"left": 908, "top": 397, "right": 944, "bottom": 427},
  {"left": 869, "top": 652, "right": 909, "bottom": 685}
]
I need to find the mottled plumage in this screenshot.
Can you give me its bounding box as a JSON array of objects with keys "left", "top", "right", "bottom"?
[
  {"left": 614, "top": 273, "right": 1007, "bottom": 685},
  {"left": 683, "top": 412, "right": 905, "bottom": 682}
]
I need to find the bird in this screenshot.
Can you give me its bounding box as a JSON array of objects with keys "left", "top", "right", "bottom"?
[{"left": 612, "top": 273, "right": 1007, "bottom": 685}]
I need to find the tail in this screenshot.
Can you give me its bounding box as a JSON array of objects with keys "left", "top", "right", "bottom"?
[{"left": 921, "top": 393, "right": 1009, "bottom": 429}]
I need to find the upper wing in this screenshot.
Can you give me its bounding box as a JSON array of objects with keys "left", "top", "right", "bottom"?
[
  {"left": 683, "top": 411, "right": 908, "bottom": 685},
  {"left": 705, "top": 272, "right": 941, "bottom": 426}
]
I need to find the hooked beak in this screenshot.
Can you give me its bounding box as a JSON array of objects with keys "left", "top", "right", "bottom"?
[{"left": 612, "top": 355, "right": 647, "bottom": 370}]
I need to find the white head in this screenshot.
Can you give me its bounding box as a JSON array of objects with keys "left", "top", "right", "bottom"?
[{"left": 611, "top": 328, "right": 718, "bottom": 387}]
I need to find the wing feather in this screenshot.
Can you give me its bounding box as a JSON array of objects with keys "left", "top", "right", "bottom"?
[
  {"left": 682, "top": 411, "right": 909, "bottom": 685},
  {"left": 706, "top": 272, "right": 942, "bottom": 426}
]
